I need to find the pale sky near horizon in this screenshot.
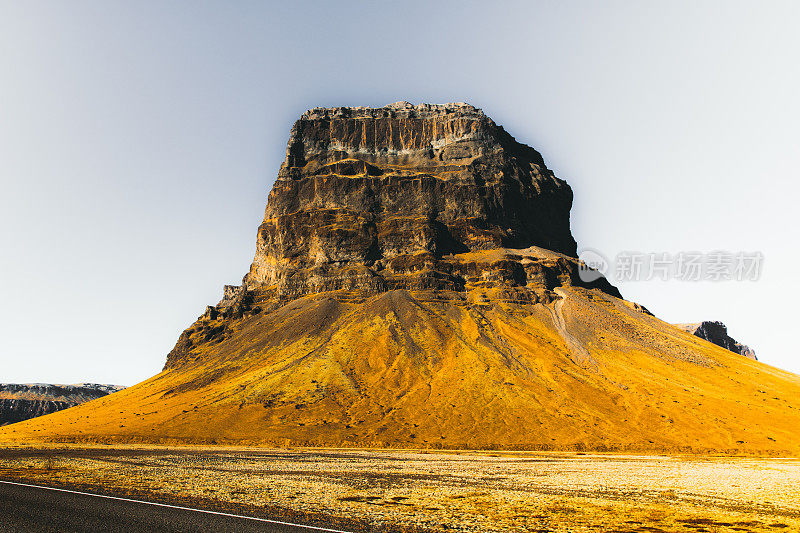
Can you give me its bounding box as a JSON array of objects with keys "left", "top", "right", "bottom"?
[{"left": 1, "top": 1, "right": 799, "bottom": 385}]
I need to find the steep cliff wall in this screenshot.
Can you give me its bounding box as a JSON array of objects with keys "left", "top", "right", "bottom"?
[{"left": 247, "top": 102, "right": 578, "bottom": 289}]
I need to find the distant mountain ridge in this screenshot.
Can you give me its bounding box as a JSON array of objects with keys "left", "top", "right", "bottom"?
[{"left": 0, "top": 383, "right": 125, "bottom": 426}]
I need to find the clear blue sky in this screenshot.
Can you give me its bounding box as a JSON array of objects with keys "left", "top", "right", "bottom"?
[{"left": 1, "top": 1, "right": 798, "bottom": 384}]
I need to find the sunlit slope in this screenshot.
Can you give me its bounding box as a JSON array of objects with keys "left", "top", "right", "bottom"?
[{"left": 2, "top": 286, "right": 798, "bottom": 453}]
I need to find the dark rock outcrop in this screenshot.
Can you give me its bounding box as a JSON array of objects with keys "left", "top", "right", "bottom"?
[
  {"left": 0, "top": 383, "right": 125, "bottom": 426},
  {"left": 676, "top": 321, "right": 757, "bottom": 360}
]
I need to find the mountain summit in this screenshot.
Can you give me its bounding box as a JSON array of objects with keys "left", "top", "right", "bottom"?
[{"left": 3, "top": 103, "right": 798, "bottom": 453}]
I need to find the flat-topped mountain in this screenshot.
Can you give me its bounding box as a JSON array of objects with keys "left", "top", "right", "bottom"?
[
  {"left": 2, "top": 103, "right": 798, "bottom": 453},
  {"left": 166, "top": 101, "right": 615, "bottom": 369},
  {"left": 0, "top": 383, "right": 125, "bottom": 426}
]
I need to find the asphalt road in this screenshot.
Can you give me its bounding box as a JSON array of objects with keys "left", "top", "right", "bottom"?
[{"left": 0, "top": 481, "right": 352, "bottom": 533}]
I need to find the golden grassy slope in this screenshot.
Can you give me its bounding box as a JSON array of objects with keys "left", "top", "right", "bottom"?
[{"left": 2, "top": 285, "right": 798, "bottom": 453}]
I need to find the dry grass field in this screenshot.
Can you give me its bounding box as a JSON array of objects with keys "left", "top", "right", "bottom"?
[{"left": 1, "top": 445, "right": 798, "bottom": 532}]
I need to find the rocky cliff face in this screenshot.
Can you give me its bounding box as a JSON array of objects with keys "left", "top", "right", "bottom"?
[
  {"left": 166, "top": 102, "right": 617, "bottom": 369},
  {"left": 0, "top": 383, "right": 125, "bottom": 425},
  {"left": 676, "top": 321, "right": 757, "bottom": 360},
  {"left": 248, "top": 102, "right": 578, "bottom": 287}
]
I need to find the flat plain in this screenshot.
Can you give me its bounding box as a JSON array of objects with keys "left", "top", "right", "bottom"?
[{"left": 0, "top": 446, "right": 797, "bottom": 532}]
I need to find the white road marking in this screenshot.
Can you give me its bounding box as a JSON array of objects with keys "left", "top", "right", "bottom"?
[{"left": 0, "top": 480, "right": 353, "bottom": 533}]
